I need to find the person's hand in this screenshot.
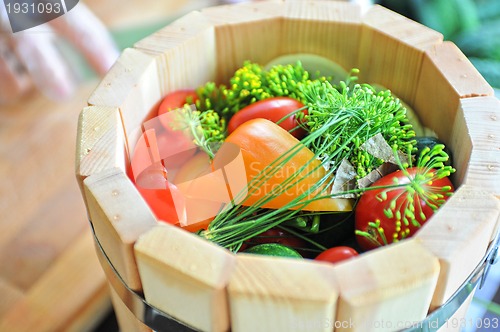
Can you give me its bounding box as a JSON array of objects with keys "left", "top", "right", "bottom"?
[{"left": 0, "top": 2, "right": 119, "bottom": 104}]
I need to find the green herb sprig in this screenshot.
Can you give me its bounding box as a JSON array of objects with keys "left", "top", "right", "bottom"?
[
  {"left": 301, "top": 75, "right": 417, "bottom": 178},
  {"left": 163, "top": 105, "right": 225, "bottom": 158},
  {"left": 195, "top": 65, "right": 451, "bottom": 252},
  {"left": 195, "top": 61, "right": 327, "bottom": 120}
]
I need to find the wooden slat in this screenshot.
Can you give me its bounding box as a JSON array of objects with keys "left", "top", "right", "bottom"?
[
  {"left": 415, "top": 185, "right": 500, "bottom": 310},
  {"left": 93, "top": 236, "right": 152, "bottom": 332},
  {"left": 198, "top": 1, "right": 362, "bottom": 84},
  {"left": 134, "top": 10, "right": 218, "bottom": 94},
  {"left": 281, "top": 0, "right": 362, "bottom": 73},
  {"left": 458, "top": 97, "right": 500, "bottom": 153},
  {"left": 449, "top": 103, "right": 474, "bottom": 187},
  {"left": 133, "top": 10, "right": 214, "bottom": 54},
  {"left": 465, "top": 150, "right": 500, "bottom": 195},
  {"left": 131, "top": 0, "right": 361, "bottom": 96},
  {"left": 109, "top": 285, "right": 151, "bottom": 332},
  {"left": 413, "top": 42, "right": 494, "bottom": 145},
  {"left": 332, "top": 238, "right": 440, "bottom": 331},
  {"left": 134, "top": 224, "right": 235, "bottom": 332},
  {"left": 76, "top": 106, "right": 128, "bottom": 197},
  {"left": 228, "top": 255, "right": 338, "bottom": 332},
  {"left": 200, "top": 2, "right": 283, "bottom": 83},
  {"left": 84, "top": 168, "right": 157, "bottom": 291},
  {"left": 88, "top": 48, "right": 161, "bottom": 152},
  {"left": 358, "top": 5, "right": 443, "bottom": 106},
  {"left": 455, "top": 97, "right": 500, "bottom": 194}
]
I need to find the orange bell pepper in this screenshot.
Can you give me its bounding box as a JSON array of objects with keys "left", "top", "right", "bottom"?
[
  {"left": 173, "top": 152, "right": 219, "bottom": 232},
  {"left": 223, "top": 118, "right": 352, "bottom": 211}
]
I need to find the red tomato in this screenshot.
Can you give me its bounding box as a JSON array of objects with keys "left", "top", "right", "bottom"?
[
  {"left": 315, "top": 246, "right": 358, "bottom": 264},
  {"left": 227, "top": 97, "right": 307, "bottom": 139},
  {"left": 157, "top": 89, "right": 198, "bottom": 131},
  {"left": 355, "top": 167, "right": 454, "bottom": 251},
  {"left": 158, "top": 89, "right": 198, "bottom": 115}
]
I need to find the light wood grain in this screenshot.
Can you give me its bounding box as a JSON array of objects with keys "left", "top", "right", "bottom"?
[
  {"left": 458, "top": 97, "right": 500, "bottom": 153},
  {"left": 200, "top": 2, "right": 282, "bottom": 84},
  {"left": 332, "top": 239, "right": 440, "bottom": 332},
  {"left": 414, "top": 42, "right": 494, "bottom": 145},
  {"left": 134, "top": 10, "right": 215, "bottom": 55},
  {"left": 76, "top": 106, "right": 128, "bottom": 199},
  {"left": 0, "top": 82, "right": 110, "bottom": 331},
  {"left": 93, "top": 235, "right": 152, "bottom": 332},
  {"left": 358, "top": 4, "right": 443, "bottom": 106},
  {"left": 415, "top": 185, "right": 500, "bottom": 310},
  {"left": 134, "top": 224, "right": 235, "bottom": 332},
  {"left": 198, "top": 0, "right": 362, "bottom": 84},
  {"left": 0, "top": 232, "right": 109, "bottom": 332},
  {"left": 109, "top": 285, "right": 152, "bottom": 332},
  {"left": 135, "top": 10, "right": 218, "bottom": 95},
  {"left": 449, "top": 103, "right": 474, "bottom": 187},
  {"left": 455, "top": 97, "right": 500, "bottom": 194},
  {"left": 88, "top": 48, "right": 161, "bottom": 152},
  {"left": 228, "top": 255, "right": 338, "bottom": 332},
  {"left": 84, "top": 168, "right": 157, "bottom": 291},
  {"left": 281, "top": 0, "right": 362, "bottom": 74}
]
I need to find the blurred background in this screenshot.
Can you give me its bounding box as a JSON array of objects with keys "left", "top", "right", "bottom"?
[
  {"left": 0, "top": 0, "right": 498, "bottom": 331},
  {"left": 380, "top": 0, "right": 500, "bottom": 92}
]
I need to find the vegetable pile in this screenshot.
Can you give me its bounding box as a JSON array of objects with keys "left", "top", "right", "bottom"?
[{"left": 129, "top": 57, "right": 455, "bottom": 263}]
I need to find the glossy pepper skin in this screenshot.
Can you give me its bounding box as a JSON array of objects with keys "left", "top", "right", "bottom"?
[
  {"left": 227, "top": 97, "right": 307, "bottom": 139},
  {"left": 223, "top": 118, "right": 352, "bottom": 212}
]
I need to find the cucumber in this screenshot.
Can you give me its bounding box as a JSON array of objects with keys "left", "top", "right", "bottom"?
[{"left": 244, "top": 243, "right": 303, "bottom": 258}]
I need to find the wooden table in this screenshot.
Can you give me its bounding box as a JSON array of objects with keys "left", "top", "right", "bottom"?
[
  {"left": 0, "top": 2, "right": 224, "bottom": 330},
  {"left": 0, "top": 83, "right": 111, "bottom": 331}
]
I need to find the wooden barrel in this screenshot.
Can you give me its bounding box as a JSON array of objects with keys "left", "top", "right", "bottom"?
[{"left": 75, "top": 1, "right": 500, "bottom": 331}]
